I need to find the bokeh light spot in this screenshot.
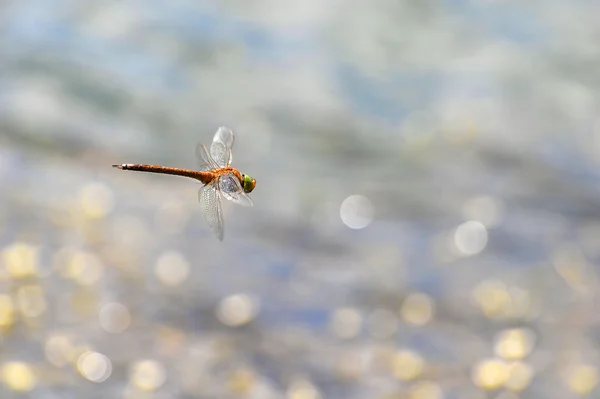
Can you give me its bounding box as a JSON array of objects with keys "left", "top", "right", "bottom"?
[
  {"left": 505, "top": 361, "right": 534, "bottom": 392},
  {"left": 1, "top": 362, "right": 36, "bottom": 392},
  {"left": 494, "top": 328, "right": 535, "bottom": 360},
  {"left": 77, "top": 351, "right": 112, "bottom": 382},
  {"left": 553, "top": 246, "right": 589, "bottom": 293},
  {"left": 216, "top": 294, "right": 259, "bottom": 327},
  {"left": 409, "top": 380, "right": 443, "bottom": 399},
  {"left": 330, "top": 307, "right": 363, "bottom": 339},
  {"left": 130, "top": 360, "right": 166, "bottom": 391},
  {"left": 112, "top": 215, "right": 152, "bottom": 252},
  {"left": 391, "top": 349, "right": 424, "bottom": 381},
  {"left": 156, "top": 326, "right": 186, "bottom": 358},
  {"left": 68, "top": 251, "right": 104, "bottom": 286},
  {"left": 287, "top": 378, "right": 322, "bottom": 399},
  {"left": 2, "top": 242, "right": 39, "bottom": 279},
  {"left": 454, "top": 221, "right": 488, "bottom": 256},
  {"left": 155, "top": 251, "right": 190, "bottom": 287},
  {"left": 472, "top": 358, "right": 509, "bottom": 391},
  {"left": 155, "top": 198, "right": 190, "bottom": 235},
  {"left": 228, "top": 368, "right": 257, "bottom": 395},
  {"left": 79, "top": 182, "right": 115, "bottom": 220},
  {"left": 471, "top": 279, "right": 511, "bottom": 318},
  {"left": 45, "top": 334, "right": 76, "bottom": 367},
  {"left": 567, "top": 364, "right": 598, "bottom": 395},
  {"left": 71, "top": 290, "right": 101, "bottom": 318},
  {"left": 0, "top": 295, "right": 15, "bottom": 331},
  {"left": 340, "top": 195, "right": 374, "bottom": 229},
  {"left": 400, "top": 293, "right": 435, "bottom": 326},
  {"left": 17, "top": 285, "right": 47, "bottom": 319},
  {"left": 99, "top": 302, "right": 131, "bottom": 334}
]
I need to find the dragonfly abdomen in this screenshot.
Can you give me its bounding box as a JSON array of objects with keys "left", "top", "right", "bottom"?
[{"left": 112, "top": 164, "right": 213, "bottom": 184}]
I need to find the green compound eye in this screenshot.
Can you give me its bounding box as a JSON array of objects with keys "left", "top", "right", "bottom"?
[{"left": 242, "top": 174, "right": 256, "bottom": 193}]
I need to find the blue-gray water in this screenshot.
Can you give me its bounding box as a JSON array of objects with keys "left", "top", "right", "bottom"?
[{"left": 1, "top": 1, "right": 600, "bottom": 398}]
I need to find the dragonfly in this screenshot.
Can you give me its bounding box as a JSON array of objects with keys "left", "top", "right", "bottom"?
[{"left": 113, "top": 127, "right": 256, "bottom": 241}]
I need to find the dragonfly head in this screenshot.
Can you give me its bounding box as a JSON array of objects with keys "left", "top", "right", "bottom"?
[{"left": 242, "top": 174, "right": 256, "bottom": 193}]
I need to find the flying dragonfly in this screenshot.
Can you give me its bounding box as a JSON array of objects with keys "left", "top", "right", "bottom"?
[{"left": 113, "top": 127, "right": 256, "bottom": 241}]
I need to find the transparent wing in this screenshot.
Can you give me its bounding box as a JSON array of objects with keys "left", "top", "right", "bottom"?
[
  {"left": 210, "top": 126, "right": 234, "bottom": 168},
  {"left": 219, "top": 174, "right": 254, "bottom": 207},
  {"left": 198, "top": 183, "right": 224, "bottom": 241},
  {"left": 195, "top": 143, "right": 219, "bottom": 171}
]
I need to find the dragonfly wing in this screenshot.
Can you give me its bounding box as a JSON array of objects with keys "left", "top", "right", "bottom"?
[
  {"left": 195, "top": 143, "right": 219, "bottom": 171},
  {"left": 219, "top": 174, "right": 253, "bottom": 207},
  {"left": 198, "top": 183, "right": 224, "bottom": 241},
  {"left": 211, "top": 126, "right": 234, "bottom": 168}
]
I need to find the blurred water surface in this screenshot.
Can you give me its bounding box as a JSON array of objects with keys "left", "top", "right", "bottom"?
[{"left": 2, "top": 1, "right": 600, "bottom": 398}]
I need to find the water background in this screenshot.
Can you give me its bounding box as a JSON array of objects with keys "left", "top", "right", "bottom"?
[{"left": 2, "top": 1, "right": 600, "bottom": 398}]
